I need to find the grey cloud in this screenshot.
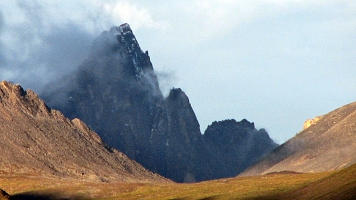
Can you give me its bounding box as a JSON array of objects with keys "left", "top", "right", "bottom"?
[
  {"left": 0, "top": 10, "right": 5, "bottom": 67},
  {"left": 36, "top": 23, "right": 93, "bottom": 77},
  {"left": 0, "top": 2, "right": 94, "bottom": 93},
  {"left": 0, "top": 23, "right": 93, "bottom": 93},
  {"left": 17, "top": 0, "right": 43, "bottom": 26},
  {"left": 0, "top": 10, "right": 3, "bottom": 33},
  {"left": 155, "top": 71, "right": 177, "bottom": 97}
]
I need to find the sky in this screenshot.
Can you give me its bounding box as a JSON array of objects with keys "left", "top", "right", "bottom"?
[{"left": 0, "top": 1, "right": 355, "bottom": 143}]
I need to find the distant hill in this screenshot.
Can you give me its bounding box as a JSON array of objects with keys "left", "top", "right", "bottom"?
[
  {"left": 42, "top": 23, "right": 277, "bottom": 182},
  {"left": 0, "top": 80, "right": 167, "bottom": 183},
  {"left": 239, "top": 101, "right": 356, "bottom": 176}
]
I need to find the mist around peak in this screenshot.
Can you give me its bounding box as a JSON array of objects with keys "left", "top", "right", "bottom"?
[{"left": 41, "top": 23, "right": 162, "bottom": 110}]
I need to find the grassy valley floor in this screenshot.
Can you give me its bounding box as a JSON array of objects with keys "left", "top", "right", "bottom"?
[{"left": 1, "top": 170, "right": 346, "bottom": 200}]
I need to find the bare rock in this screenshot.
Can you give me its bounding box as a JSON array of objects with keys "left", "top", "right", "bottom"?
[{"left": 303, "top": 116, "right": 322, "bottom": 130}]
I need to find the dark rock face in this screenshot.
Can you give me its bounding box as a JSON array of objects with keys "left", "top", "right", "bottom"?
[
  {"left": 44, "top": 23, "right": 162, "bottom": 163},
  {"left": 204, "top": 119, "right": 277, "bottom": 178},
  {"left": 42, "top": 23, "right": 277, "bottom": 182},
  {"left": 148, "top": 88, "right": 217, "bottom": 182}
]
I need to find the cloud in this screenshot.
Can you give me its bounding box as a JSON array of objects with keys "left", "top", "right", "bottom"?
[
  {"left": 155, "top": 70, "right": 177, "bottom": 97},
  {"left": 0, "top": 0, "right": 171, "bottom": 95},
  {"left": 0, "top": 1, "right": 94, "bottom": 93},
  {"left": 0, "top": 10, "right": 3, "bottom": 32},
  {"left": 102, "top": 2, "right": 166, "bottom": 30},
  {"left": 0, "top": 11, "right": 5, "bottom": 66}
]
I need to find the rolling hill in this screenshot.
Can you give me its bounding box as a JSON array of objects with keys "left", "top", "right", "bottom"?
[{"left": 239, "top": 101, "right": 356, "bottom": 176}]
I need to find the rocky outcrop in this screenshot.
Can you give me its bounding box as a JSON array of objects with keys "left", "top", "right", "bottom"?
[
  {"left": 303, "top": 116, "right": 322, "bottom": 130},
  {"left": 0, "top": 80, "right": 167, "bottom": 183},
  {"left": 42, "top": 23, "right": 277, "bottom": 182}
]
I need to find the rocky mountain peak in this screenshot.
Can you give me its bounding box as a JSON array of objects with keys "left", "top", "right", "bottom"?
[
  {"left": 0, "top": 80, "right": 53, "bottom": 118},
  {"left": 1, "top": 80, "right": 25, "bottom": 98},
  {"left": 42, "top": 24, "right": 277, "bottom": 183},
  {"left": 70, "top": 23, "right": 161, "bottom": 103},
  {"left": 165, "top": 87, "right": 202, "bottom": 142},
  {"left": 113, "top": 23, "right": 132, "bottom": 36},
  {"left": 239, "top": 118, "right": 256, "bottom": 129},
  {"left": 204, "top": 119, "right": 270, "bottom": 145},
  {"left": 203, "top": 119, "right": 277, "bottom": 178},
  {"left": 205, "top": 119, "right": 255, "bottom": 132},
  {"left": 93, "top": 23, "right": 152, "bottom": 78},
  {"left": 166, "top": 88, "right": 190, "bottom": 107}
]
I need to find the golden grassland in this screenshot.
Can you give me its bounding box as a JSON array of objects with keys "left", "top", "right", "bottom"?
[{"left": 0, "top": 164, "right": 356, "bottom": 200}]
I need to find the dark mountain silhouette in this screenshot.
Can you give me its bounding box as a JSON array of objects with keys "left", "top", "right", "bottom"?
[
  {"left": 204, "top": 119, "right": 277, "bottom": 178},
  {"left": 239, "top": 101, "right": 356, "bottom": 177},
  {"left": 42, "top": 23, "right": 277, "bottom": 182},
  {"left": 0, "top": 80, "right": 167, "bottom": 183}
]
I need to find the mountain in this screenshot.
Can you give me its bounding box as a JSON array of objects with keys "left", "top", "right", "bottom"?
[
  {"left": 204, "top": 119, "right": 278, "bottom": 178},
  {"left": 42, "top": 23, "right": 277, "bottom": 182},
  {"left": 239, "top": 101, "right": 356, "bottom": 177},
  {"left": 0, "top": 80, "right": 167, "bottom": 183}
]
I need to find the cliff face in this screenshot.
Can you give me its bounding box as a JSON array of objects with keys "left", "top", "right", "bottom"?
[
  {"left": 42, "top": 23, "right": 277, "bottom": 182},
  {"left": 204, "top": 119, "right": 277, "bottom": 178},
  {"left": 0, "top": 81, "right": 167, "bottom": 183},
  {"left": 160, "top": 88, "right": 219, "bottom": 182}
]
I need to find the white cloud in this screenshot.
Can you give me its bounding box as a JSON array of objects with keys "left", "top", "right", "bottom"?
[{"left": 101, "top": 1, "right": 167, "bottom": 31}]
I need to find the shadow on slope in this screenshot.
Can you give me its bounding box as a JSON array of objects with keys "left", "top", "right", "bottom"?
[{"left": 11, "top": 191, "right": 87, "bottom": 200}]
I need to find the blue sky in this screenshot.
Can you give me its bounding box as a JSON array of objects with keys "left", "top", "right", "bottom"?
[{"left": 0, "top": 1, "right": 355, "bottom": 143}]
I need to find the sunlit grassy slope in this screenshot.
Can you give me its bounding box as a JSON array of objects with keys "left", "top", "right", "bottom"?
[
  {"left": 1, "top": 163, "right": 356, "bottom": 199},
  {"left": 279, "top": 162, "right": 356, "bottom": 200}
]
